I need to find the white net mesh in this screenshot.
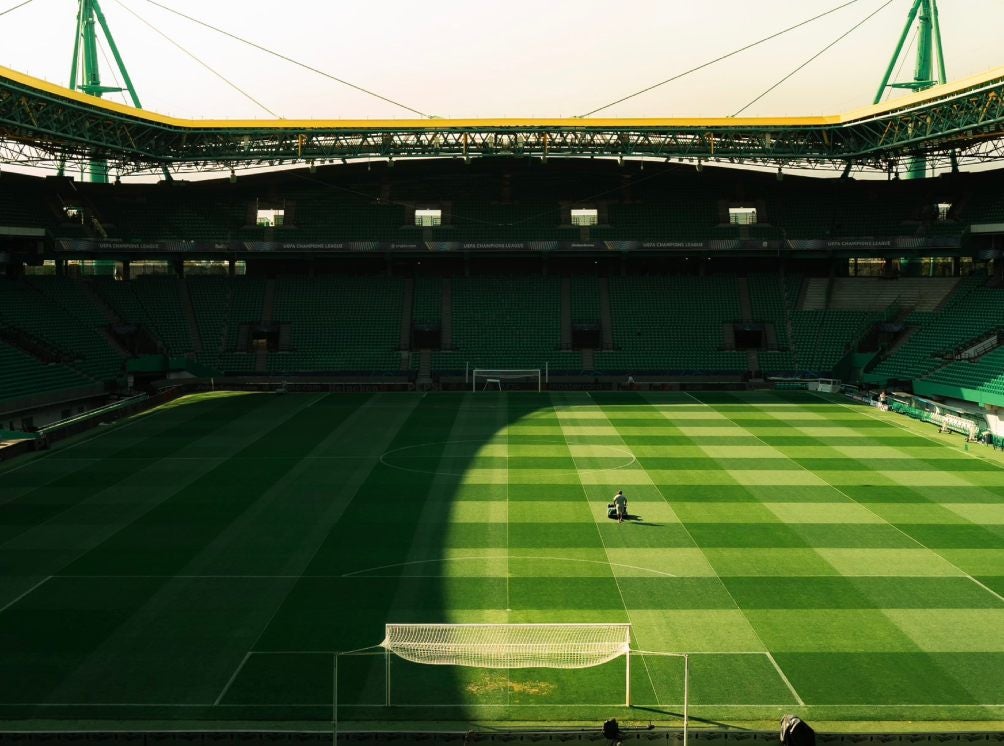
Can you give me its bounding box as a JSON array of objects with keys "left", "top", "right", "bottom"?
[
  {"left": 472, "top": 369, "right": 541, "bottom": 391},
  {"left": 474, "top": 370, "right": 540, "bottom": 380},
  {"left": 382, "top": 623, "right": 631, "bottom": 669}
]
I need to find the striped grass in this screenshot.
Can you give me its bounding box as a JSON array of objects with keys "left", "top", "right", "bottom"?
[{"left": 0, "top": 390, "right": 1001, "bottom": 729}]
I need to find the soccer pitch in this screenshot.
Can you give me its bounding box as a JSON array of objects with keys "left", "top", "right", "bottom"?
[{"left": 1, "top": 390, "right": 1002, "bottom": 731}]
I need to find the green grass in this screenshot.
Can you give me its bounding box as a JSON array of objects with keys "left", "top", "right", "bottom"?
[{"left": 0, "top": 389, "right": 1002, "bottom": 732}]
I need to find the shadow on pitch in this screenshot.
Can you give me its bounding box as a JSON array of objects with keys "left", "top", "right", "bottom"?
[
  {"left": 631, "top": 706, "right": 752, "bottom": 730},
  {"left": 608, "top": 514, "right": 661, "bottom": 527}
]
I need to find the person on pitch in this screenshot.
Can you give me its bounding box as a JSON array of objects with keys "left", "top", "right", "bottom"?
[{"left": 613, "top": 490, "right": 628, "bottom": 523}]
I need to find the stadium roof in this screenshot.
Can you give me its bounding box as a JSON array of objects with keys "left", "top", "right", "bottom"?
[{"left": 2, "top": 63, "right": 1004, "bottom": 175}]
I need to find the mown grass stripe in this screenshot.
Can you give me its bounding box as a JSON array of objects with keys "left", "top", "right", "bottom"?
[{"left": 0, "top": 391, "right": 1001, "bottom": 725}]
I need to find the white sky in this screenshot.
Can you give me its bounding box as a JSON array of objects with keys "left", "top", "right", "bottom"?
[{"left": 1, "top": 0, "right": 1001, "bottom": 121}]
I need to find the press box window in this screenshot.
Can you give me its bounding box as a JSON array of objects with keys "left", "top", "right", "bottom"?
[
  {"left": 571, "top": 208, "right": 598, "bottom": 226},
  {"left": 415, "top": 209, "right": 442, "bottom": 227},
  {"left": 729, "top": 207, "right": 757, "bottom": 225},
  {"left": 257, "top": 208, "right": 284, "bottom": 227}
]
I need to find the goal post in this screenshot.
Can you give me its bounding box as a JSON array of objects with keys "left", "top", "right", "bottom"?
[
  {"left": 334, "top": 624, "right": 689, "bottom": 744},
  {"left": 382, "top": 623, "right": 632, "bottom": 706},
  {"left": 472, "top": 368, "right": 542, "bottom": 392},
  {"left": 383, "top": 622, "right": 631, "bottom": 668}
]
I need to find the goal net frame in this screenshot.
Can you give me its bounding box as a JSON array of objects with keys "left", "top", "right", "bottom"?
[
  {"left": 333, "top": 623, "right": 688, "bottom": 742},
  {"left": 769, "top": 376, "right": 841, "bottom": 393},
  {"left": 471, "top": 368, "right": 542, "bottom": 392}
]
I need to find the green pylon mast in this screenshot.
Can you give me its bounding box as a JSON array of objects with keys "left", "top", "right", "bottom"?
[
  {"left": 873, "top": 0, "right": 947, "bottom": 179},
  {"left": 68, "top": 0, "right": 142, "bottom": 182}
]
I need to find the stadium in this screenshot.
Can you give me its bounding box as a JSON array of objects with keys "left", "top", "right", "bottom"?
[{"left": 0, "top": 1, "right": 1002, "bottom": 744}]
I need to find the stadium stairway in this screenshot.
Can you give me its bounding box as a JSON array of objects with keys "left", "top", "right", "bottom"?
[
  {"left": 91, "top": 277, "right": 192, "bottom": 357},
  {"left": 438, "top": 275, "right": 566, "bottom": 372},
  {"left": 417, "top": 350, "right": 432, "bottom": 387},
  {"left": 179, "top": 280, "right": 203, "bottom": 355},
  {"left": 188, "top": 277, "right": 231, "bottom": 372},
  {"left": 598, "top": 278, "right": 613, "bottom": 350},
  {"left": 0, "top": 341, "right": 95, "bottom": 409},
  {"left": 7, "top": 271, "right": 995, "bottom": 394},
  {"left": 0, "top": 278, "right": 123, "bottom": 406},
  {"left": 412, "top": 277, "right": 442, "bottom": 329},
  {"left": 790, "top": 308, "right": 877, "bottom": 374},
  {"left": 78, "top": 279, "right": 121, "bottom": 325},
  {"left": 400, "top": 278, "right": 414, "bottom": 352},
  {"left": 722, "top": 324, "right": 736, "bottom": 350},
  {"left": 749, "top": 274, "right": 797, "bottom": 372},
  {"left": 570, "top": 276, "right": 601, "bottom": 327},
  {"left": 269, "top": 276, "right": 404, "bottom": 375},
  {"left": 920, "top": 342, "right": 1004, "bottom": 396},
  {"left": 256, "top": 280, "right": 276, "bottom": 373},
  {"left": 602, "top": 275, "right": 744, "bottom": 373},
  {"left": 560, "top": 278, "right": 572, "bottom": 350},
  {"left": 74, "top": 280, "right": 132, "bottom": 358},
  {"left": 20, "top": 278, "right": 125, "bottom": 380},
  {"left": 800, "top": 278, "right": 829, "bottom": 310},
  {"left": 737, "top": 277, "right": 753, "bottom": 322},
  {"left": 866, "top": 274, "right": 1003, "bottom": 385},
  {"left": 441, "top": 279, "right": 453, "bottom": 350},
  {"left": 828, "top": 277, "right": 959, "bottom": 311}
]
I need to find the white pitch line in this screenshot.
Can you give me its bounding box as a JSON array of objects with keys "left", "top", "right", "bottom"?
[
  {"left": 0, "top": 730, "right": 346, "bottom": 735},
  {"left": 504, "top": 406, "right": 511, "bottom": 615},
  {"left": 213, "top": 651, "right": 251, "bottom": 706},
  {"left": 252, "top": 649, "right": 765, "bottom": 655},
  {"left": 504, "top": 401, "right": 511, "bottom": 703},
  {"left": 654, "top": 391, "right": 808, "bottom": 709},
  {"left": 737, "top": 394, "right": 1004, "bottom": 606},
  {"left": 553, "top": 395, "right": 663, "bottom": 707},
  {"left": 824, "top": 392, "right": 1003, "bottom": 464},
  {"left": 0, "top": 406, "right": 152, "bottom": 477},
  {"left": 0, "top": 703, "right": 214, "bottom": 708},
  {"left": 963, "top": 576, "right": 1004, "bottom": 604},
  {"left": 54, "top": 573, "right": 279, "bottom": 580},
  {"left": 245, "top": 650, "right": 341, "bottom": 655},
  {"left": 0, "top": 701, "right": 1001, "bottom": 709},
  {"left": 340, "top": 555, "right": 678, "bottom": 578},
  {"left": 0, "top": 575, "right": 52, "bottom": 615},
  {"left": 377, "top": 438, "right": 636, "bottom": 477},
  {"left": 764, "top": 651, "right": 805, "bottom": 706},
  {"left": 53, "top": 456, "right": 368, "bottom": 461},
  {"left": 53, "top": 571, "right": 986, "bottom": 580}
]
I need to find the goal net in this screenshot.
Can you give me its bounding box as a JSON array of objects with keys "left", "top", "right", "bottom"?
[
  {"left": 770, "top": 376, "right": 841, "bottom": 393},
  {"left": 382, "top": 622, "right": 630, "bottom": 669},
  {"left": 472, "top": 368, "right": 541, "bottom": 392},
  {"left": 335, "top": 623, "right": 688, "bottom": 739}
]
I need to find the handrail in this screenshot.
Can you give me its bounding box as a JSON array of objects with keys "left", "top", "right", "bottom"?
[{"left": 39, "top": 392, "right": 148, "bottom": 436}]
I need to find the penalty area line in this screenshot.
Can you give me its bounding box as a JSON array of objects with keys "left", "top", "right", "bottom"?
[
  {"left": 0, "top": 576, "right": 52, "bottom": 616},
  {"left": 764, "top": 650, "right": 804, "bottom": 706},
  {"left": 214, "top": 651, "right": 251, "bottom": 706}
]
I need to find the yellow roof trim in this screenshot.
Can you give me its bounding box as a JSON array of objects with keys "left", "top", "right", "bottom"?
[
  {"left": 839, "top": 65, "right": 1004, "bottom": 122},
  {"left": 2, "top": 63, "right": 1003, "bottom": 132}
]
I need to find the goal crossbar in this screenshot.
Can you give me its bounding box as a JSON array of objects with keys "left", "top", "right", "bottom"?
[
  {"left": 472, "top": 369, "right": 541, "bottom": 392},
  {"left": 335, "top": 625, "right": 688, "bottom": 745},
  {"left": 383, "top": 622, "right": 630, "bottom": 668}
]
